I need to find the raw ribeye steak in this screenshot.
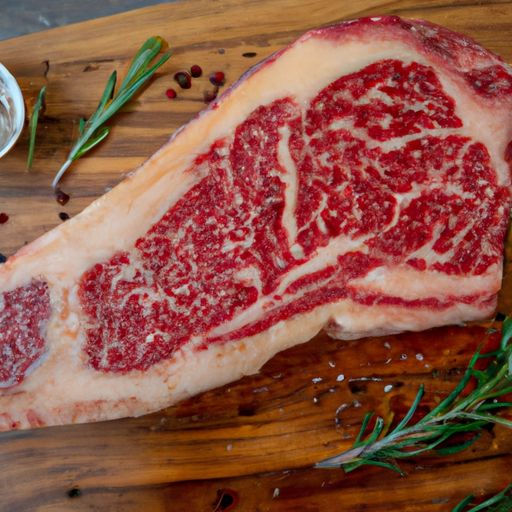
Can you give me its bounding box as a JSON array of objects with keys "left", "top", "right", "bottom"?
[{"left": 1, "top": 16, "right": 512, "bottom": 430}]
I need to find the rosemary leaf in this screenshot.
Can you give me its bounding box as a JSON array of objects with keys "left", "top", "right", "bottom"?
[
  {"left": 452, "top": 495, "right": 479, "bottom": 512},
  {"left": 434, "top": 432, "right": 482, "bottom": 455},
  {"left": 73, "top": 126, "right": 110, "bottom": 160},
  {"left": 478, "top": 402, "right": 512, "bottom": 411},
  {"left": 353, "top": 412, "right": 374, "bottom": 447},
  {"left": 389, "top": 383, "right": 424, "bottom": 434},
  {"left": 344, "top": 459, "right": 404, "bottom": 475},
  {"left": 27, "top": 86, "right": 47, "bottom": 169},
  {"left": 500, "top": 317, "right": 512, "bottom": 350},
  {"left": 52, "top": 36, "right": 170, "bottom": 188},
  {"left": 453, "top": 482, "right": 512, "bottom": 511}
]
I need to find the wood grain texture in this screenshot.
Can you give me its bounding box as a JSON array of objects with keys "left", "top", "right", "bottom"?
[{"left": 1, "top": 0, "right": 512, "bottom": 510}]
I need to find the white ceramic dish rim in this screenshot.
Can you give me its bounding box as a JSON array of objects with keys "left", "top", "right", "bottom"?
[{"left": 0, "top": 62, "right": 24, "bottom": 159}]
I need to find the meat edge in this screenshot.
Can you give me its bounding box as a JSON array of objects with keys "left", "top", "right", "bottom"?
[{"left": 0, "top": 292, "right": 495, "bottom": 430}]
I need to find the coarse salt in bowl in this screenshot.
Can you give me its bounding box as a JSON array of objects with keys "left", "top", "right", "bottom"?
[{"left": 0, "top": 63, "right": 24, "bottom": 159}]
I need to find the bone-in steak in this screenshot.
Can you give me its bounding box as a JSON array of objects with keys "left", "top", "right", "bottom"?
[{"left": 1, "top": 16, "right": 512, "bottom": 429}]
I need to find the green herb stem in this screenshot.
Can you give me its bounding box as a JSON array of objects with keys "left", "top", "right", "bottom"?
[
  {"left": 27, "top": 86, "right": 47, "bottom": 169},
  {"left": 453, "top": 482, "right": 512, "bottom": 511},
  {"left": 52, "top": 36, "right": 170, "bottom": 188}
]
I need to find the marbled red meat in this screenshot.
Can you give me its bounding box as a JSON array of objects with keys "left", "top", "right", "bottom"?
[
  {"left": 0, "top": 281, "right": 51, "bottom": 388},
  {"left": 1, "top": 16, "right": 512, "bottom": 429}
]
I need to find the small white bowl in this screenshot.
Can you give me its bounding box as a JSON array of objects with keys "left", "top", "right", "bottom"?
[{"left": 0, "top": 63, "right": 24, "bottom": 159}]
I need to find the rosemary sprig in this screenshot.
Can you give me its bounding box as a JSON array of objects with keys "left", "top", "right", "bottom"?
[
  {"left": 52, "top": 36, "right": 170, "bottom": 188},
  {"left": 453, "top": 482, "right": 512, "bottom": 512},
  {"left": 27, "top": 85, "right": 46, "bottom": 169},
  {"left": 315, "top": 316, "right": 512, "bottom": 475}
]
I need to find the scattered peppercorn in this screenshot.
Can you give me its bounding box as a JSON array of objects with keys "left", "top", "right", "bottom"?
[
  {"left": 210, "top": 71, "right": 225, "bottom": 86},
  {"left": 0, "top": 253, "right": 6, "bottom": 263},
  {"left": 174, "top": 71, "right": 191, "bottom": 89},
  {"left": 218, "top": 48, "right": 225, "bottom": 54},
  {"left": 0, "top": 213, "right": 9, "bottom": 224},
  {"left": 55, "top": 188, "right": 70, "bottom": 205},
  {"left": 59, "top": 212, "right": 70, "bottom": 221},
  {"left": 165, "top": 88, "right": 177, "bottom": 99},
  {"left": 190, "top": 64, "right": 202, "bottom": 78},
  {"left": 67, "top": 487, "right": 82, "bottom": 498}
]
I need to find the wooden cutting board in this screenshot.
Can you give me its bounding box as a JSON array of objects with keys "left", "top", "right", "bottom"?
[{"left": 2, "top": 0, "right": 512, "bottom": 510}]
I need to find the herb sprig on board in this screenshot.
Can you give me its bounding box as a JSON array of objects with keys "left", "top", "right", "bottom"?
[
  {"left": 453, "top": 483, "right": 512, "bottom": 512},
  {"left": 52, "top": 36, "right": 170, "bottom": 188},
  {"left": 316, "top": 316, "right": 512, "bottom": 474},
  {"left": 315, "top": 316, "right": 512, "bottom": 510},
  {"left": 27, "top": 85, "right": 46, "bottom": 169}
]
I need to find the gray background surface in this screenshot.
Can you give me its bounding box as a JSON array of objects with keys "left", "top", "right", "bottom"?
[{"left": 0, "top": 0, "right": 181, "bottom": 41}]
